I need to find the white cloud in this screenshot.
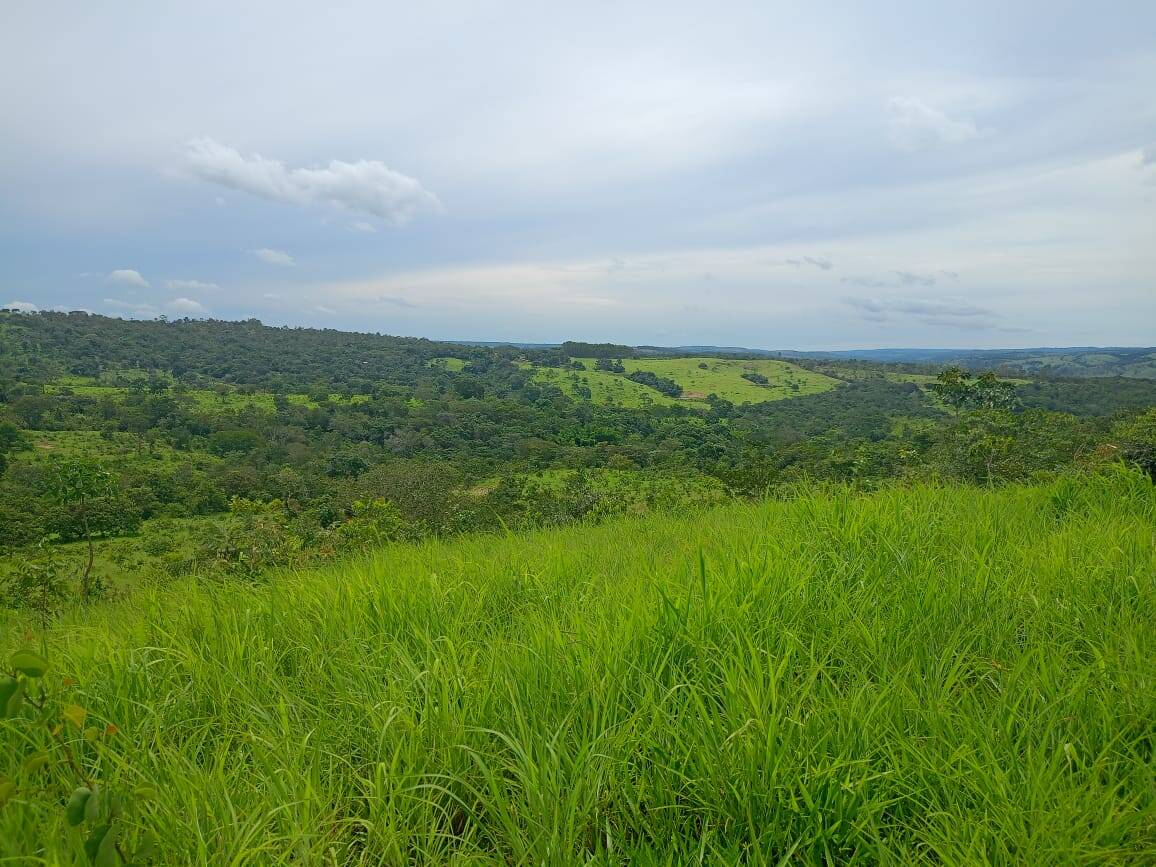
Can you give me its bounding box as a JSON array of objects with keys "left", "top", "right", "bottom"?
[
  {"left": 164, "top": 278, "right": 219, "bottom": 291},
  {"left": 313, "top": 305, "right": 337, "bottom": 315},
  {"left": 348, "top": 220, "right": 377, "bottom": 233},
  {"left": 888, "top": 96, "right": 979, "bottom": 151},
  {"left": 1142, "top": 144, "right": 1156, "bottom": 167},
  {"left": 168, "top": 296, "right": 208, "bottom": 314},
  {"left": 252, "top": 248, "right": 295, "bottom": 266},
  {"left": 184, "top": 137, "right": 442, "bottom": 225},
  {"left": 3, "top": 300, "right": 38, "bottom": 313},
  {"left": 105, "top": 269, "right": 150, "bottom": 288}
]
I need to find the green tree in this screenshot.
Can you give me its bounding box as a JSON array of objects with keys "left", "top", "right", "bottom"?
[{"left": 50, "top": 459, "right": 114, "bottom": 601}]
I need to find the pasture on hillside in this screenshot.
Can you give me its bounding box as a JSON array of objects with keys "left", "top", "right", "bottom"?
[
  {"left": 528, "top": 363, "right": 691, "bottom": 407},
  {"left": 530, "top": 356, "right": 840, "bottom": 407},
  {"left": 2, "top": 471, "right": 1153, "bottom": 864},
  {"left": 621, "top": 357, "right": 840, "bottom": 403}
]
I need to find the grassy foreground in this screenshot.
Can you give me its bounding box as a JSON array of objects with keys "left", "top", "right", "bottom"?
[{"left": 3, "top": 473, "right": 1155, "bottom": 864}]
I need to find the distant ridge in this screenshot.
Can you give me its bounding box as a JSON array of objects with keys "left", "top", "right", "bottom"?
[{"left": 446, "top": 339, "right": 1156, "bottom": 379}]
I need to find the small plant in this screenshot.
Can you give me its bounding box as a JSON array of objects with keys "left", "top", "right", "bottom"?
[
  {"left": 0, "top": 544, "right": 73, "bottom": 624},
  {"left": 1, "top": 647, "right": 157, "bottom": 863}
]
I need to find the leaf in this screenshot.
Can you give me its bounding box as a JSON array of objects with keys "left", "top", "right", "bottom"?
[
  {"left": 9, "top": 651, "right": 48, "bottom": 679},
  {"left": 84, "top": 785, "right": 103, "bottom": 822},
  {"left": 62, "top": 704, "right": 88, "bottom": 729},
  {"left": 83, "top": 822, "right": 110, "bottom": 862},
  {"left": 0, "top": 778, "right": 15, "bottom": 809},
  {"left": 132, "top": 783, "right": 158, "bottom": 801},
  {"left": 93, "top": 823, "right": 120, "bottom": 867},
  {"left": 0, "top": 677, "right": 17, "bottom": 714},
  {"left": 21, "top": 752, "right": 51, "bottom": 774},
  {"left": 66, "top": 786, "right": 93, "bottom": 826},
  {"left": 133, "top": 830, "right": 159, "bottom": 861},
  {"left": 2, "top": 680, "right": 24, "bottom": 718}
]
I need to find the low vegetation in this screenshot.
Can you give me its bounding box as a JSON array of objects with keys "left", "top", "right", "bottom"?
[{"left": 2, "top": 472, "right": 1153, "bottom": 862}]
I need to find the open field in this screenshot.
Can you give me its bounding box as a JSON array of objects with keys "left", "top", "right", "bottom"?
[
  {"left": 428, "top": 356, "right": 468, "bottom": 371},
  {"left": 529, "top": 364, "right": 693, "bottom": 407},
  {"left": 620, "top": 357, "right": 840, "bottom": 403},
  {"left": 3, "top": 472, "right": 1153, "bottom": 863},
  {"left": 529, "top": 357, "right": 840, "bottom": 407}
]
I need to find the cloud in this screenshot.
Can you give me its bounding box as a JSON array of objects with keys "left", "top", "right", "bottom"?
[
  {"left": 1142, "top": 145, "right": 1156, "bottom": 167},
  {"left": 312, "top": 305, "right": 337, "bottom": 315},
  {"left": 105, "top": 269, "right": 149, "bottom": 288},
  {"left": 183, "top": 137, "right": 441, "bottom": 225},
  {"left": 843, "top": 270, "right": 938, "bottom": 289},
  {"left": 3, "top": 300, "right": 38, "bottom": 313},
  {"left": 164, "top": 278, "right": 219, "bottom": 291},
  {"left": 168, "top": 297, "right": 208, "bottom": 314},
  {"left": 893, "top": 270, "right": 936, "bottom": 287},
  {"left": 104, "top": 298, "right": 159, "bottom": 316},
  {"left": 348, "top": 220, "right": 377, "bottom": 233},
  {"left": 843, "top": 296, "right": 997, "bottom": 330},
  {"left": 887, "top": 97, "right": 979, "bottom": 151},
  {"left": 786, "top": 256, "right": 833, "bottom": 270},
  {"left": 252, "top": 248, "right": 295, "bottom": 266}
]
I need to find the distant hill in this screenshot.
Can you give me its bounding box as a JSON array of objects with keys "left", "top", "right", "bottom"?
[
  {"left": 456, "top": 341, "right": 1156, "bottom": 378},
  {"left": 778, "top": 347, "right": 1156, "bottom": 379}
]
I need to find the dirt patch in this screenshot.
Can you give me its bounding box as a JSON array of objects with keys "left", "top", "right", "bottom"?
[{"left": 681, "top": 391, "right": 708, "bottom": 400}]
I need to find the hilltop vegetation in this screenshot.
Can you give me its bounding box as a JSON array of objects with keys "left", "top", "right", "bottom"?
[
  {"left": 2, "top": 473, "right": 1153, "bottom": 862},
  {"left": 788, "top": 346, "right": 1156, "bottom": 379},
  {"left": 2, "top": 312, "right": 1156, "bottom": 599}
]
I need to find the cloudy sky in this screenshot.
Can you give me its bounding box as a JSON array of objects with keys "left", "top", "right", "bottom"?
[{"left": 2, "top": 1, "right": 1154, "bottom": 349}]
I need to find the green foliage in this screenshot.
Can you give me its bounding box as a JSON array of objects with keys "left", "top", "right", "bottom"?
[
  {"left": 0, "top": 314, "right": 1152, "bottom": 597},
  {"left": 560, "top": 340, "right": 635, "bottom": 358},
  {"left": 625, "top": 369, "right": 683, "bottom": 397},
  {"left": 930, "top": 366, "right": 1019, "bottom": 412},
  {"left": 0, "top": 647, "right": 156, "bottom": 863},
  {"left": 1112, "top": 407, "right": 1156, "bottom": 481},
  {"left": 1, "top": 475, "right": 1153, "bottom": 861}
]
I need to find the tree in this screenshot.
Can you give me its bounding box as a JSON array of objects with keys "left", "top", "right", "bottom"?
[
  {"left": 931, "top": 367, "right": 1019, "bottom": 413},
  {"left": 1112, "top": 408, "right": 1156, "bottom": 481},
  {"left": 50, "top": 459, "right": 114, "bottom": 601},
  {"left": 930, "top": 366, "right": 973, "bottom": 413}
]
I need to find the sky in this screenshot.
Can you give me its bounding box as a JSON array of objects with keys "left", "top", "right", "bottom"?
[{"left": 1, "top": 1, "right": 1154, "bottom": 350}]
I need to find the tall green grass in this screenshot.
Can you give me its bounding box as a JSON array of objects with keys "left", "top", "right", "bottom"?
[{"left": 3, "top": 472, "right": 1154, "bottom": 864}]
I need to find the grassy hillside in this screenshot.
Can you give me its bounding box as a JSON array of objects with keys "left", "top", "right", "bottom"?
[
  {"left": 528, "top": 357, "right": 840, "bottom": 407},
  {"left": 622, "top": 357, "right": 840, "bottom": 403},
  {"left": 528, "top": 363, "right": 689, "bottom": 407},
  {"left": 3, "top": 472, "right": 1154, "bottom": 864}
]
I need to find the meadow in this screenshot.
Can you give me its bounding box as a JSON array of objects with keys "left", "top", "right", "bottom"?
[
  {"left": 527, "top": 363, "right": 688, "bottom": 407},
  {"left": 621, "top": 357, "right": 839, "bottom": 403},
  {"left": 528, "top": 357, "right": 840, "bottom": 408},
  {"left": 3, "top": 471, "right": 1153, "bottom": 864}
]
